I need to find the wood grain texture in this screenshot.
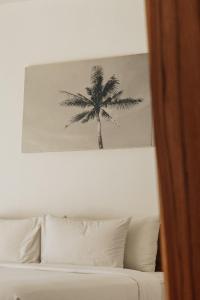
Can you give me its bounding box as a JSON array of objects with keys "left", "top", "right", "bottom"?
[{"left": 146, "top": 1, "right": 200, "bottom": 299}]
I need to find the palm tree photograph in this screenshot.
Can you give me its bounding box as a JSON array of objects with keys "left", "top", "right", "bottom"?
[
  {"left": 22, "top": 54, "right": 153, "bottom": 153},
  {"left": 60, "top": 65, "right": 143, "bottom": 149}
]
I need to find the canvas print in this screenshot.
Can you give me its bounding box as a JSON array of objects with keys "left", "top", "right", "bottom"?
[{"left": 22, "top": 54, "right": 153, "bottom": 152}]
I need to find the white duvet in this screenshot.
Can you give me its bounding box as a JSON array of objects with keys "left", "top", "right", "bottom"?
[{"left": 0, "top": 264, "right": 164, "bottom": 300}]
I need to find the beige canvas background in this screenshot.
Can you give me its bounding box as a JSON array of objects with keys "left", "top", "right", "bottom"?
[{"left": 22, "top": 53, "right": 153, "bottom": 152}]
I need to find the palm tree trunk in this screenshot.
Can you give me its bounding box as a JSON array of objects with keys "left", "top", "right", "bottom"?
[{"left": 96, "top": 113, "right": 103, "bottom": 149}]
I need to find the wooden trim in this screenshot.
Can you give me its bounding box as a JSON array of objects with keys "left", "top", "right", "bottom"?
[{"left": 146, "top": 1, "right": 200, "bottom": 300}]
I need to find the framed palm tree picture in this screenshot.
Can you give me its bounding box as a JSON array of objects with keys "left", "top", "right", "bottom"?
[{"left": 22, "top": 54, "right": 153, "bottom": 152}]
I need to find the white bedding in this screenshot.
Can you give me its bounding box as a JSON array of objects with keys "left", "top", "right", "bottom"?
[{"left": 0, "top": 264, "right": 164, "bottom": 300}]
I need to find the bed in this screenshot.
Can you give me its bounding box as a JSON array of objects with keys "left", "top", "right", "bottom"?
[
  {"left": 0, "top": 263, "right": 164, "bottom": 300},
  {"left": 0, "top": 214, "right": 164, "bottom": 299}
]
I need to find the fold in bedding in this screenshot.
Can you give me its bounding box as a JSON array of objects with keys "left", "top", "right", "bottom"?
[{"left": 0, "top": 264, "right": 164, "bottom": 300}]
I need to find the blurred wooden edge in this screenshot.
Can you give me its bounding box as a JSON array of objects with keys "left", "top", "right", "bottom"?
[{"left": 145, "top": 1, "right": 200, "bottom": 300}]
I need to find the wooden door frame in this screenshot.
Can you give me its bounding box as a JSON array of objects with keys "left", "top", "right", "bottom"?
[{"left": 146, "top": 1, "right": 200, "bottom": 300}]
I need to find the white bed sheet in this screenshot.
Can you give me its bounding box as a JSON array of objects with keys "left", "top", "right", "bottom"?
[{"left": 0, "top": 263, "right": 164, "bottom": 300}]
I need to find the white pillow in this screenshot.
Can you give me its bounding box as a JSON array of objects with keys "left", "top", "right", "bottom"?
[
  {"left": 0, "top": 217, "right": 41, "bottom": 263},
  {"left": 42, "top": 215, "right": 130, "bottom": 267},
  {"left": 124, "top": 216, "right": 160, "bottom": 272}
]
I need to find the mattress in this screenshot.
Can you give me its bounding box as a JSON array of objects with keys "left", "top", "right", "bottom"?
[{"left": 0, "top": 264, "right": 164, "bottom": 300}]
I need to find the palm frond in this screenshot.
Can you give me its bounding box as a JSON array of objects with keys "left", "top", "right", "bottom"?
[
  {"left": 102, "top": 90, "right": 124, "bottom": 107},
  {"left": 82, "top": 109, "right": 96, "bottom": 123},
  {"left": 112, "top": 90, "right": 124, "bottom": 100},
  {"left": 106, "top": 98, "right": 143, "bottom": 110},
  {"left": 78, "top": 92, "right": 95, "bottom": 106},
  {"left": 91, "top": 66, "right": 103, "bottom": 86},
  {"left": 85, "top": 87, "right": 92, "bottom": 96},
  {"left": 60, "top": 90, "right": 76, "bottom": 97},
  {"left": 77, "top": 93, "right": 93, "bottom": 103},
  {"left": 66, "top": 109, "right": 97, "bottom": 127},
  {"left": 89, "top": 66, "right": 104, "bottom": 106},
  {"left": 66, "top": 110, "right": 91, "bottom": 127},
  {"left": 61, "top": 98, "right": 92, "bottom": 108},
  {"left": 60, "top": 90, "right": 93, "bottom": 108},
  {"left": 101, "top": 109, "right": 112, "bottom": 121},
  {"left": 102, "top": 75, "right": 119, "bottom": 97}
]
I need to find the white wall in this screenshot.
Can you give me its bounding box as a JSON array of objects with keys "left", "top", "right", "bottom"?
[{"left": 0, "top": 0, "right": 159, "bottom": 218}]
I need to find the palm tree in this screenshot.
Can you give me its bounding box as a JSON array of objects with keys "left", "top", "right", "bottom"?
[{"left": 60, "top": 65, "right": 143, "bottom": 149}]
